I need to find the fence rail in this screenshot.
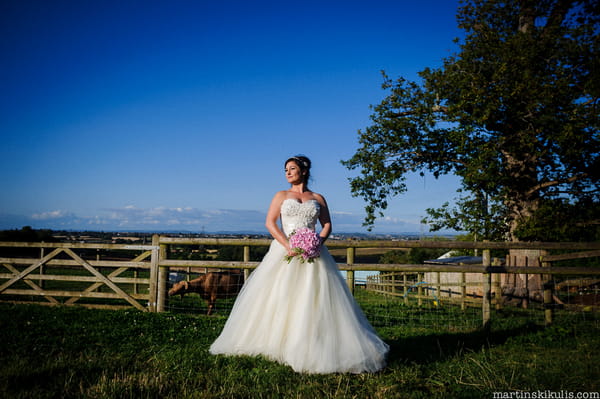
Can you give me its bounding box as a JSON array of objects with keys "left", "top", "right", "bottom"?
[{"left": 1, "top": 236, "right": 599, "bottom": 326}]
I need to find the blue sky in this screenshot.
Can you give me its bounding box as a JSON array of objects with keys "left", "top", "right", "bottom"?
[{"left": 1, "top": 0, "right": 463, "bottom": 234}]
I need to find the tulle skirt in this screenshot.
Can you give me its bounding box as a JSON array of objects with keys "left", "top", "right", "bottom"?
[{"left": 209, "top": 241, "right": 389, "bottom": 374}]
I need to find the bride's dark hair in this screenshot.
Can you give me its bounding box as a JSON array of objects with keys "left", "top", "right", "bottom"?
[{"left": 285, "top": 155, "right": 311, "bottom": 184}]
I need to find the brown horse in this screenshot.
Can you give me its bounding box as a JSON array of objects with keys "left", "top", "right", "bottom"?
[{"left": 168, "top": 271, "right": 244, "bottom": 315}]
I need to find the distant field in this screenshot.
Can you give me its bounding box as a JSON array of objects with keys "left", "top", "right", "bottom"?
[
  {"left": 328, "top": 247, "right": 408, "bottom": 263},
  {"left": 328, "top": 247, "right": 408, "bottom": 256}
]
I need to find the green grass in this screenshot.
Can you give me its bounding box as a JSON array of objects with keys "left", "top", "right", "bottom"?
[{"left": 1, "top": 301, "right": 599, "bottom": 399}]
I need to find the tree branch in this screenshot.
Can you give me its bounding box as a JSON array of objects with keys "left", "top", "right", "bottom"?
[
  {"left": 390, "top": 105, "right": 448, "bottom": 118},
  {"left": 543, "top": 0, "right": 575, "bottom": 35},
  {"left": 518, "top": 0, "right": 536, "bottom": 33},
  {"left": 576, "top": 219, "right": 600, "bottom": 226},
  {"left": 526, "top": 173, "right": 589, "bottom": 196}
]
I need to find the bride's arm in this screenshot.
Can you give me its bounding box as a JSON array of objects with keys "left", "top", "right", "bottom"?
[
  {"left": 265, "top": 192, "right": 293, "bottom": 253},
  {"left": 315, "top": 194, "right": 332, "bottom": 242}
]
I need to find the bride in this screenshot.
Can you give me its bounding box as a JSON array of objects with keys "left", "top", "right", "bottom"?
[{"left": 209, "top": 155, "right": 389, "bottom": 374}]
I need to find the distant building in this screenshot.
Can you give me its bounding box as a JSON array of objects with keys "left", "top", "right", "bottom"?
[{"left": 424, "top": 253, "right": 485, "bottom": 298}]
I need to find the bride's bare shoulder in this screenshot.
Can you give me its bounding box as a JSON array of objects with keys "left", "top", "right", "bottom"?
[
  {"left": 273, "top": 190, "right": 290, "bottom": 199},
  {"left": 311, "top": 192, "right": 328, "bottom": 205},
  {"left": 270, "top": 190, "right": 290, "bottom": 204}
]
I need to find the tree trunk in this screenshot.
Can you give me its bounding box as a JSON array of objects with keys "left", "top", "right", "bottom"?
[
  {"left": 502, "top": 249, "right": 547, "bottom": 308},
  {"left": 502, "top": 143, "right": 541, "bottom": 242}
]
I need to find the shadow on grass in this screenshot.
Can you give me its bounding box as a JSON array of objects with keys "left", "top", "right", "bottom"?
[{"left": 385, "top": 321, "right": 544, "bottom": 365}]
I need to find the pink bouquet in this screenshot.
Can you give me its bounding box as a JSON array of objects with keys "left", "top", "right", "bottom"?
[{"left": 285, "top": 227, "right": 322, "bottom": 263}]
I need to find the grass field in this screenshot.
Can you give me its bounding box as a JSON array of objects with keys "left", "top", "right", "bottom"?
[{"left": 1, "top": 298, "right": 599, "bottom": 398}]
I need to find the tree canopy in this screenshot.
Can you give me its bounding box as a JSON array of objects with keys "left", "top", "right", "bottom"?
[{"left": 343, "top": 0, "right": 599, "bottom": 241}]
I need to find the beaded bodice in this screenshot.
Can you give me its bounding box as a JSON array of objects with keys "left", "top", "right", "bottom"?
[{"left": 280, "top": 199, "right": 320, "bottom": 236}]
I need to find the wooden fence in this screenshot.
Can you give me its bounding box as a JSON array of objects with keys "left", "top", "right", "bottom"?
[
  {"left": 0, "top": 241, "right": 159, "bottom": 311},
  {"left": 1, "top": 236, "right": 599, "bottom": 327}
]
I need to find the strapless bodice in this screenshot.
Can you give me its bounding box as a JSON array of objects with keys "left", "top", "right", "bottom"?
[{"left": 280, "top": 199, "right": 320, "bottom": 236}]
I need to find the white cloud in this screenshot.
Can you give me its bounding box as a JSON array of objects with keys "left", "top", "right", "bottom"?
[
  {"left": 31, "top": 210, "right": 71, "bottom": 220},
  {"left": 90, "top": 206, "right": 268, "bottom": 232},
  {"left": 1, "top": 206, "right": 428, "bottom": 234}
]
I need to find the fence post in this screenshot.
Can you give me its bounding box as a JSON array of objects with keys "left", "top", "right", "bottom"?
[
  {"left": 39, "top": 244, "right": 45, "bottom": 289},
  {"left": 243, "top": 244, "right": 251, "bottom": 281},
  {"left": 403, "top": 273, "right": 408, "bottom": 305},
  {"left": 133, "top": 269, "right": 139, "bottom": 295},
  {"left": 482, "top": 247, "right": 492, "bottom": 329},
  {"left": 492, "top": 258, "right": 502, "bottom": 310},
  {"left": 149, "top": 235, "right": 160, "bottom": 312},
  {"left": 346, "top": 247, "right": 355, "bottom": 295},
  {"left": 417, "top": 272, "right": 423, "bottom": 307},
  {"left": 460, "top": 272, "right": 466, "bottom": 310},
  {"left": 157, "top": 242, "right": 169, "bottom": 312},
  {"left": 542, "top": 252, "right": 553, "bottom": 325}
]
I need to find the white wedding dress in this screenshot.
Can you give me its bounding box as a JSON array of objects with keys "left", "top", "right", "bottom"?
[{"left": 209, "top": 199, "right": 389, "bottom": 374}]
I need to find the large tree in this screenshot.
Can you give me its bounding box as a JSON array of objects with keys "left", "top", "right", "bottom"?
[{"left": 343, "top": 0, "right": 599, "bottom": 241}]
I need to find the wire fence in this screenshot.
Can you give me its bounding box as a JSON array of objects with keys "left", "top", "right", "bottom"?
[
  {"left": 162, "top": 266, "right": 600, "bottom": 338},
  {"left": 2, "top": 237, "right": 599, "bottom": 337}
]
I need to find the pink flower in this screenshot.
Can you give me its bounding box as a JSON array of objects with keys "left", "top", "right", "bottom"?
[{"left": 285, "top": 227, "right": 322, "bottom": 263}]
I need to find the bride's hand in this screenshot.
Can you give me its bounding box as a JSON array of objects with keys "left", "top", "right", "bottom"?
[{"left": 286, "top": 242, "right": 297, "bottom": 256}]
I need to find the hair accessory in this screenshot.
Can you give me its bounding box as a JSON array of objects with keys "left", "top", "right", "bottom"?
[{"left": 292, "top": 157, "right": 308, "bottom": 168}]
